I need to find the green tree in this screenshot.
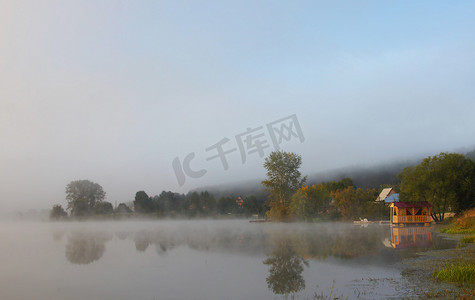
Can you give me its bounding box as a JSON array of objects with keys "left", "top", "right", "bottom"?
[
  {"left": 325, "top": 177, "right": 354, "bottom": 192},
  {"left": 399, "top": 152, "right": 475, "bottom": 222},
  {"left": 262, "top": 151, "right": 306, "bottom": 221},
  {"left": 291, "top": 184, "right": 330, "bottom": 221},
  {"left": 243, "top": 195, "right": 260, "bottom": 217},
  {"left": 94, "top": 201, "right": 113, "bottom": 215},
  {"left": 133, "top": 191, "right": 153, "bottom": 213},
  {"left": 66, "top": 180, "right": 106, "bottom": 217},
  {"left": 156, "top": 191, "right": 186, "bottom": 216},
  {"left": 200, "top": 191, "right": 217, "bottom": 216},
  {"left": 116, "top": 203, "right": 132, "bottom": 214},
  {"left": 50, "top": 204, "right": 68, "bottom": 220},
  {"left": 331, "top": 187, "right": 377, "bottom": 220},
  {"left": 217, "top": 196, "right": 237, "bottom": 214}
]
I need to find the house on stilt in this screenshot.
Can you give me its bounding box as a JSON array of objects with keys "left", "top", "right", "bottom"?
[{"left": 390, "top": 201, "right": 432, "bottom": 226}]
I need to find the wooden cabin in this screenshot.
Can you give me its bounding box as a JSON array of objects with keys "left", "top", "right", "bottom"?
[{"left": 390, "top": 201, "right": 432, "bottom": 226}]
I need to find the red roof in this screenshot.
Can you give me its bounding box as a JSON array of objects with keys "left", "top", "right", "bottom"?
[{"left": 392, "top": 201, "right": 432, "bottom": 208}]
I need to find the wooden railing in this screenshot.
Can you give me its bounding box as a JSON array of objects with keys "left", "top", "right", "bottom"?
[{"left": 393, "top": 215, "right": 431, "bottom": 223}]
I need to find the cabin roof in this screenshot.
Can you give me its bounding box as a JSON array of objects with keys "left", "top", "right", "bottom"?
[
  {"left": 391, "top": 201, "right": 432, "bottom": 208},
  {"left": 376, "top": 188, "right": 394, "bottom": 201},
  {"left": 384, "top": 193, "right": 399, "bottom": 203}
]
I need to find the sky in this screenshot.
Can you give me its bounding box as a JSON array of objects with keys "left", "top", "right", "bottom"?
[{"left": 1, "top": 1, "right": 474, "bottom": 212}]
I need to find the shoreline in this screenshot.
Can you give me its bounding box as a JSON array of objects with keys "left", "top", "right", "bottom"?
[{"left": 399, "top": 231, "right": 475, "bottom": 299}]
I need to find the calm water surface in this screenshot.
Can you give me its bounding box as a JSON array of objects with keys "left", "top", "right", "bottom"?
[{"left": 0, "top": 220, "right": 456, "bottom": 300}]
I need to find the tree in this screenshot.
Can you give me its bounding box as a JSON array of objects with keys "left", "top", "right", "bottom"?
[
  {"left": 200, "top": 191, "right": 217, "bottom": 216},
  {"left": 217, "top": 196, "right": 237, "bottom": 214},
  {"left": 50, "top": 204, "right": 68, "bottom": 220},
  {"left": 153, "top": 191, "right": 186, "bottom": 217},
  {"left": 243, "top": 195, "right": 261, "bottom": 217},
  {"left": 291, "top": 184, "right": 330, "bottom": 221},
  {"left": 262, "top": 151, "right": 306, "bottom": 221},
  {"left": 325, "top": 177, "right": 354, "bottom": 192},
  {"left": 399, "top": 152, "right": 475, "bottom": 222},
  {"left": 133, "top": 191, "right": 153, "bottom": 213},
  {"left": 66, "top": 180, "right": 106, "bottom": 217},
  {"left": 331, "top": 187, "right": 377, "bottom": 220},
  {"left": 116, "top": 203, "right": 132, "bottom": 214},
  {"left": 94, "top": 201, "right": 113, "bottom": 215}
]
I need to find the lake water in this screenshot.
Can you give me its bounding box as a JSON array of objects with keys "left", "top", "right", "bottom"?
[{"left": 0, "top": 220, "right": 457, "bottom": 300}]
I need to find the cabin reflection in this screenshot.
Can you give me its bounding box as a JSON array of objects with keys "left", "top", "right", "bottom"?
[{"left": 390, "top": 226, "right": 432, "bottom": 249}]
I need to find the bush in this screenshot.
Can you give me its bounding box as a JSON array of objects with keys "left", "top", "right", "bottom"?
[
  {"left": 50, "top": 205, "right": 68, "bottom": 220},
  {"left": 94, "top": 201, "right": 113, "bottom": 215}
]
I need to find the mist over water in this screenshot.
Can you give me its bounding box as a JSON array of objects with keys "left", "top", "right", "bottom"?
[{"left": 0, "top": 220, "right": 456, "bottom": 300}]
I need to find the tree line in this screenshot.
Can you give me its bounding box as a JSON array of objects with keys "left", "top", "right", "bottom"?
[
  {"left": 50, "top": 180, "right": 268, "bottom": 220},
  {"left": 51, "top": 150, "right": 475, "bottom": 222}
]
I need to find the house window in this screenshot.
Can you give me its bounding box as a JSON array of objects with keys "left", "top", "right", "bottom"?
[
  {"left": 406, "top": 209, "right": 412, "bottom": 216},
  {"left": 393, "top": 208, "right": 397, "bottom": 216},
  {"left": 415, "top": 208, "right": 422, "bottom": 215}
]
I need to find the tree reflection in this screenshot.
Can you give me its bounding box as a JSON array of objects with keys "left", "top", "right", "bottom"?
[
  {"left": 263, "top": 242, "right": 308, "bottom": 297},
  {"left": 65, "top": 232, "right": 109, "bottom": 264},
  {"left": 134, "top": 231, "right": 152, "bottom": 252}
]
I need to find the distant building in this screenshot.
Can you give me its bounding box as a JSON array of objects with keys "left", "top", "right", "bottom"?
[{"left": 375, "top": 188, "right": 397, "bottom": 202}]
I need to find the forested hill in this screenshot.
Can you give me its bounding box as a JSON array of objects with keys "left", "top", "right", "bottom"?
[
  {"left": 467, "top": 149, "right": 475, "bottom": 161},
  {"left": 195, "top": 148, "right": 475, "bottom": 197},
  {"left": 195, "top": 159, "right": 420, "bottom": 198}
]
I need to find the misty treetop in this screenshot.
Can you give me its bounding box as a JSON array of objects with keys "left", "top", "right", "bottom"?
[
  {"left": 63, "top": 179, "right": 110, "bottom": 217},
  {"left": 66, "top": 180, "right": 106, "bottom": 209}
]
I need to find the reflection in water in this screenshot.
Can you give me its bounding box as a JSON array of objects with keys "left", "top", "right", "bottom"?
[
  {"left": 390, "top": 226, "right": 432, "bottom": 249},
  {"left": 134, "top": 230, "right": 152, "bottom": 252},
  {"left": 53, "top": 222, "right": 457, "bottom": 299},
  {"left": 52, "top": 230, "right": 66, "bottom": 241},
  {"left": 263, "top": 242, "right": 308, "bottom": 296},
  {"left": 65, "top": 231, "right": 110, "bottom": 264}
]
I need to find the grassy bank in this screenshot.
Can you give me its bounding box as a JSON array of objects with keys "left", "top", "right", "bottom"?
[
  {"left": 440, "top": 208, "right": 475, "bottom": 248},
  {"left": 428, "top": 209, "right": 475, "bottom": 290},
  {"left": 399, "top": 209, "right": 475, "bottom": 298}
]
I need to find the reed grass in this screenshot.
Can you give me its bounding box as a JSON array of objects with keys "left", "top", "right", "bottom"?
[{"left": 432, "top": 263, "right": 475, "bottom": 284}]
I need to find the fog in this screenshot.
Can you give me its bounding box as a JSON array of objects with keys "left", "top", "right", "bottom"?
[{"left": 1, "top": 1, "right": 475, "bottom": 213}]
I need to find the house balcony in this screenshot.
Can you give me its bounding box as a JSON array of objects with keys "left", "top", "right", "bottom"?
[{"left": 391, "top": 215, "right": 431, "bottom": 224}]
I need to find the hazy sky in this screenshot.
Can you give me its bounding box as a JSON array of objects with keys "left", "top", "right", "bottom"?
[{"left": 1, "top": 1, "right": 474, "bottom": 212}]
